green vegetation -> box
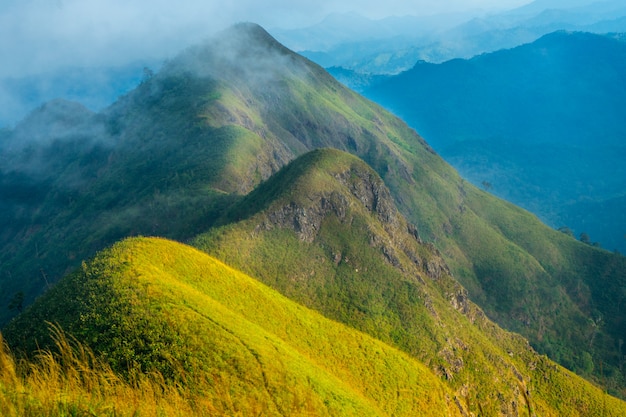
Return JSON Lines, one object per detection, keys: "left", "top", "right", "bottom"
{"left": 3, "top": 237, "right": 462, "bottom": 416}
{"left": 194, "top": 148, "right": 626, "bottom": 415}
{"left": 2, "top": 22, "right": 626, "bottom": 409}
{"left": 4, "top": 148, "right": 625, "bottom": 415}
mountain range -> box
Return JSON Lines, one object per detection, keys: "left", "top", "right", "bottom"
{"left": 274, "top": 0, "right": 626, "bottom": 74}
{"left": 4, "top": 0, "right": 624, "bottom": 129}
{"left": 363, "top": 30, "right": 626, "bottom": 254}
{"left": 1, "top": 23, "right": 626, "bottom": 414}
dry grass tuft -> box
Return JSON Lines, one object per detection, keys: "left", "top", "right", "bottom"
{"left": 0, "top": 325, "right": 218, "bottom": 417}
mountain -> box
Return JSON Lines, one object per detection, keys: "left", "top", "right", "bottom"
{"left": 510, "top": 0, "right": 626, "bottom": 17}
{"left": 271, "top": 11, "right": 475, "bottom": 74}
{"left": 273, "top": 2, "right": 626, "bottom": 75}
{"left": 1, "top": 23, "right": 626, "bottom": 401}
{"left": 3, "top": 2, "right": 624, "bottom": 129}
{"left": 2, "top": 235, "right": 463, "bottom": 416}
{"left": 365, "top": 30, "right": 626, "bottom": 254}
{"left": 0, "top": 62, "right": 157, "bottom": 129}
{"left": 5, "top": 149, "right": 625, "bottom": 415}
{"left": 427, "top": 0, "right": 626, "bottom": 64}
{"left": 271, "top": 12, "right": 470, "bottom": 53}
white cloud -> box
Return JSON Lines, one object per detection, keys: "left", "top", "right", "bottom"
{"left": 1, "top": 0, "right": 533, "bottom": 77}
{"left": 1, "top": 0, "right": 226, "bottom": 77}
{"left": 0, "top": 0, "right": 533, "bottom": 126}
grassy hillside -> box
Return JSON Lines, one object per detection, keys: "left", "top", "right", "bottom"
{"left": 4, "top": 146, "right": 625, "bottom": 414}
{"left": 1, "top": 23, "right": 625, "bottom": 396}
{"left": 0, "top": 168, "right": 626, "bottom": 416}
{"left": 194, "top": 148, "right": 626, "bottom": 415}
{"left": 3, "top": 236, "right": 462, "bottom": 416}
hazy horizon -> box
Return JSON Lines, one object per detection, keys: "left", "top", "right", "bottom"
{"left": 0, "top": 0, "right": 538, "bottom": 127}
{"left": 1, "top": 0, "right": 533, "bottom": 79}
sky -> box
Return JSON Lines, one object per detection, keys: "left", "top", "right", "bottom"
{"left": 0, "top": 0, "right": 533, "bottom": 79}
{"left": 0, "top": 0, "right": 533, "bottom": 127}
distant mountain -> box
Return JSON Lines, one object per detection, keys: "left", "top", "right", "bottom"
{"left": 510, "top": 0, "right": 626, "bottom": 17}
{"left": 365, "top": 30, "right": 626, "bottom": 254}
{"left": 274, "top": 2, "right": 626, "bottom": 75}
{"left": 0, "top": 62, "right": 157, "bottom": 128}
{"left": 273, "top": 12, "right": 480, "bottom": 74}
{"left": 428, "top": 0, "right": 626, "bottom": 62}
{"left": 2, "top": 23, "right": 626, "bottom": 403}
{"left": 271, "top": 12, "right": 469, "bottom": 52}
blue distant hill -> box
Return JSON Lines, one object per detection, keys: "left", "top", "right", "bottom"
{"left": 274, "top": 0, "right": 626, "bottom": 74}
{"left": 365, "top": 31, "right": 626, "bottom": 252}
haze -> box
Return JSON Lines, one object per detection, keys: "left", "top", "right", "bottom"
{"left": 1, "top": 0, "right": 531, "bottom": 78}
{"left": 0, "top": 0, "right": 532, "bottom": 127}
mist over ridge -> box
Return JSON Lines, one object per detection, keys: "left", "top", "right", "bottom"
{"left": 3, "top": 0, "right": 626, "bottom": 127}
{"left": 0, "top": 0, "right": 538, "bottom": 128}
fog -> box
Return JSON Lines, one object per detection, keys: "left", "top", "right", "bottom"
{"left": 0, "top": 0, "right": 532, "bottom": 127}
{"left": 1, "top": 0, "right": 531, "bottom": 77}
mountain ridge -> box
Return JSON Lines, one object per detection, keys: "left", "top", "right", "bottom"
{"left": 1, "top": 23, "right": 625, "bottom": 400}
{"left": 6, "top": 148, "right": 626, "bottom": 415}
{"left": 2, "top": 236, "right": 463, "bottom": 416}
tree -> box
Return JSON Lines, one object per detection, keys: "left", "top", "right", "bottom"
{"left": 580, "top": 232, "right": 591, "bottom": 245}
{"left": 580, "top": 351, "right": 594, "bottom": 374}
{"left": 142, "top": 67, "right": 154, "bottom": 84}
{"left": 8, "top": 291, "right": 24, "bottom": 313}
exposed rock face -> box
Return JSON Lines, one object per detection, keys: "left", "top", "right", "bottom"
{"left": 260, "top": 191, "right": 349, "bottom": 242}
{"left": 257, "top": 162, "right": 413, "bottom": 250}
{"left": 253, "top": 152, "right": 487, "bottom": 335}
{"left": 255, "top": 159, "right": 434, "bottom": 283}
{"left": 334, "top": 168, "right": 397, "bottom": 227}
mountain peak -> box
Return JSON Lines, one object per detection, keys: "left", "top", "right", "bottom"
{"left": 230, "top": 149, "right": 402, "bottom": 240}
{"left": 213, "top": 149, "right": 437, "bottom": 280}
{"left": 6, "top": 99, "right": 94, "bottom": 148}
{"left": 161, "top": 22, "right": 306, "bottom": 86}
{"left": 16, "top": 99, "right": 92, "bottom": 132}
{"left": 225, "top": 22, "right": 284, "bottom": 48}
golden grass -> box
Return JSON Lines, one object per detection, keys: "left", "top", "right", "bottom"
{"left": 6, "top": 235, "right": 626, "bottom": 416}
{"left": 0, "top": 325, "right": 220, "bottom": 417}
{"left": 2, "top": 237, "right": 464, "bottom": 416}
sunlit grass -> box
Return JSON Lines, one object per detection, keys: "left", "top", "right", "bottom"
{"left": 0, "top": 325, "right": 217, "bottom": 417}
{"left": 3, "top": 237, "right": 466, "bottom": 417}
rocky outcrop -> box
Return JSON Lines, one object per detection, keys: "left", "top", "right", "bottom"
{"left": 252, "top": 153, "right": 491, "bottom": 334}
{"left": 257, "top": 191, "right": 349, "bottom": 242}
{"left": 253, "top": 158, "right": 437, "bottom": 283}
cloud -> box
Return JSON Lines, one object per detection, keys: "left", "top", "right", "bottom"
{"left": 0, "top": 0, "right": 532, "bottom": 126}
{"left": 0, "top": 0, "right": 224, "bottom": 78}
{"left": 0, "top": 0, "right": 532, "bottom": 78}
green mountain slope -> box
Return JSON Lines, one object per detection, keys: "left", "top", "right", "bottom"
{"left": 194, "top": 148, "right": 626, "bottom": 415}
{"left": 1, "top": 23, "right": 625, "bottom": 395}
{"left": 5, "top": 149, "right": 625, "bottom": 415}
{"left": 3, "top": 236, "right": 463, "bottom": 416}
